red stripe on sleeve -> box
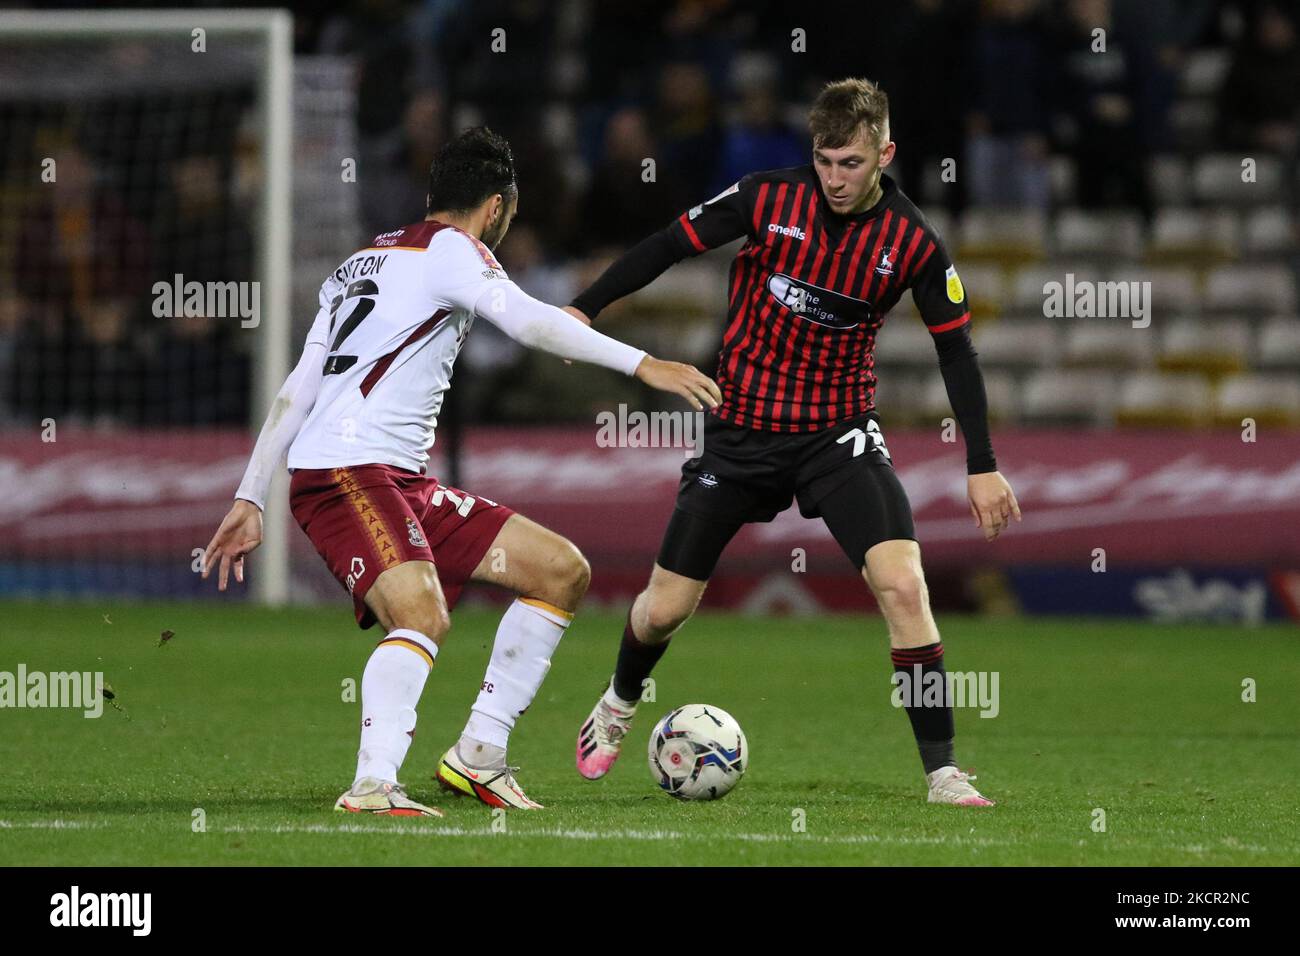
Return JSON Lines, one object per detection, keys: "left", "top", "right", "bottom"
{"left": 926, "top": 311, "right": 970, "bottom": 334}
{"left": 678, "top": 213, "right": 707, "bottom": 253}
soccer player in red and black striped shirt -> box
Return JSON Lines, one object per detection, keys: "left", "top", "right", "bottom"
{"left": 571, "top": 78, "right": 1020, "bottom": 805}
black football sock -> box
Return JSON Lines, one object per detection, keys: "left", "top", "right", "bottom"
{"left": 891, "top": 642, "right": 957, "bottom": 775}
{"left": 612, "top": 615, "right": 669, "bottom": 704}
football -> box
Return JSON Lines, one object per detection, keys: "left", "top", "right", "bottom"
{"left": 647, "top": 704, "right": 748, "bottom": 800}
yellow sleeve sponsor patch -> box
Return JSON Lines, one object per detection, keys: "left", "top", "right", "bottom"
{"left": 945, "top": 265, "right": 965, "bottom": 304}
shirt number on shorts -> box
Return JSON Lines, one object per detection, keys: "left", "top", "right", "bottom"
{"left": 432, "top": 486, "right": 477, "bottom": 517}
{"left": 837, "top": 421, "right": 891, "bottom": 461}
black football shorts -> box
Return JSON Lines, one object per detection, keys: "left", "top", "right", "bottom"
{"left": 656, "top": 410, "right": 916, "bottom": 580}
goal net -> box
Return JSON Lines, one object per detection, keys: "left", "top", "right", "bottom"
{"left": 0, "top": 10, "right": 293, "bottom": 606}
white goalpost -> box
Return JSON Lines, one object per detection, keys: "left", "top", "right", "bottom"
{"left": 0, "top": 9, "right": 294, "bottom": 605}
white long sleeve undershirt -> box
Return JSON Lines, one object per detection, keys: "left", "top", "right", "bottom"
{"left": 470, "top": 280, "right": 646, "bottom": 375}
{"left": 233, "top": 281, "right": 647, "bottom": 511}
{"left": 234, "top": 340, "right": 326, "bottom": 511}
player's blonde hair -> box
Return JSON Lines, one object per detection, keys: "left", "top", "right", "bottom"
{"left": 808, "top": 78, "right": 890, "bottom": 150}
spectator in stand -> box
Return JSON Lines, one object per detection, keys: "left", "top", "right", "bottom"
{"left": 142, "top": 309, "right": 250, "bottom": 426}
{"left": 1217, "top": 0, "right": 1300, "bottom": 153}
{"left": 141, "top": 151, "right": 255, "bottom": 426}
{"left": 581, "top": 107, "right": 684, "bottom": 253}
{"left": 714, "top": 73, "right": 806, "bottom": 193}
{"left": 1114, "top": 0, "right": 1219, "bottom": 151}
{"left": 873, "top": 0, "right": 978, "bottom": 216}
{"left": 653, "top": 61, "right": 725, "bottom": 204}
{"left": 10, "top": 138, "right": 151, "bottom": 424}
{"left": 359, "top": 88, "right": 448, "bottom": 238}
{"left": 965, "top": 0, "right": 1055, "bottom": 210}
{"left": 1053, "top": 0, "right": 1154, "bottom": 217}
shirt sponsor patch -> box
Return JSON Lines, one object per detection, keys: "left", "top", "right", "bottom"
{"left": 945, "top": 265, "right": 965, "bottom": 304}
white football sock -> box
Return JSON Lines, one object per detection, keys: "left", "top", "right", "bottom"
{"left": 462, "top": 598, "right": 572, "bottom": 753}
{"left": 605, "top": 679, "right": 640, "bottom": 712}
{"left": 355, "top": 628, "right": 438, "bottom": 785}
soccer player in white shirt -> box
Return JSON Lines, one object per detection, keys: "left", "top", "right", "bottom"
{"left": 201, "top": 127, "right": 720, "bottom": 815}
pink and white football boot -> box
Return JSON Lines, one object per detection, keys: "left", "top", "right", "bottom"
{"left": 576, "top": 681, "right": 638, "bottom": 780}
{"left": 926, "top": 766, "right": 995, "bottom": 806}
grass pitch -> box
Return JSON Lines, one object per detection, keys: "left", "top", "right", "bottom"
{"left": 1, "top": 599, "right": 1296, "bottom": 866}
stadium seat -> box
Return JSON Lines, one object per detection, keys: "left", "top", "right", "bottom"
{"left": 1149, "top": 154, "right": 1191, "bottom": 206}
{"left": 1192, "top": 154, "right": 1285, "bottom": 204}
{"left": 1053, "top": 209, "right": 1145, "bottom": 261}
{"left": 1204, "top": 264, "right": 1298, "bottom": 315}
{"left": 1062, "top": 323, "right": 1157, "bottom": 368}
{"left": 1256, "top": 317, "right": 1300, "bottom": 370}
{"left": 1215, "top": 373, "right": 1300, "bottom": 427}
{"left": 1021, "top": 369, "right": 1118, "bottom": 426}
{"left": 1147, "top": 207, "right": 1239, "bottom": 264}
{"left": 921, "top": 370, "right": 1018, "bottom": 425}
{"left": 631, "top": 260, "right": 728, "bottom": 319}
{"left": 1157, "top": 318, "right": 1251, "bottom": 376}
{"left": 1008, "top": 263, "right": 1108, "bottom": 316}
{"left": 1180, "top": 49, "right": 1231, "bottom": 96}
{"left": 874, "top": 319, "right": 938, "bottom": 367}
{"left": 1115, "top": 372, "right": 1214, "bottom": 427}
{"left": 1108, "top": 266, "right": 1201, "bottom": 316}
{"left": 1243, "top": 207, "right": 1297, "bottom": 258}
{"left": 1169, "top": 99, "right": 1216, "bottom": 149}
{"left": 956, "top": 208, "right": 1048, "bottom": 264}
{"left": 876, "top": 372, "right": 935, "bottom": 426}
{"left": 1049, "top": 155, "right": 1077, "bottom": 205}
{"left": 971, "top": 319, "right": 1059, "bottom": 369}
{"left": 953, "top": 261, "right": 1007, "bottom": 317}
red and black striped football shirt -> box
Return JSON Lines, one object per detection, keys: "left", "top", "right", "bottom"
{"left": 664, "top": 167, "right": 969, "bottom": 432}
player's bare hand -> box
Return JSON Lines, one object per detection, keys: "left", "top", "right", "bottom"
{"left": 968, "top": 471, "right": 1020, "bottom": 542}
{"left": 634, "top": 356, "right": 722, "bottom": 411}
{"left": 561, "top": 306, "right": 591, "bottom": 364}
{"left": 201, "top": 499, "right": 264, "bottom": 591}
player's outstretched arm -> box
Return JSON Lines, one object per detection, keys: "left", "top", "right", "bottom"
{"left": 202, "top": 339, "right": 325, "bottom": 590}
{"left": 475, "top": 281, "right": 720, "bottom": 409}
{"left": 568, "top": 177, "right": 752, "bottom": 323}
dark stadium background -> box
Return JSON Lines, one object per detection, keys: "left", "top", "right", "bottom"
{"left": 1, "top": 0, "right": 1297, "bottom": 622}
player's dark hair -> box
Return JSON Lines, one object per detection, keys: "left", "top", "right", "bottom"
{"left": 809, "top": 78, "right": 890, "bottom": 150}
{"left": 426, "top": 126, "right": 517, "bottom": 214}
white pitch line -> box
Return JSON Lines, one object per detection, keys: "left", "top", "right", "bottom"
{"left": 215, "top": 823, "right": 1283, "bottom": 855}
{"left": 1, "top": 820, "right": 1282, "bottom": 856}
{"left": 216, "top": 822, "right": 1014, "bottom": 847}
{"left": 0, "top": 820, "right": 107, "bottom": 830}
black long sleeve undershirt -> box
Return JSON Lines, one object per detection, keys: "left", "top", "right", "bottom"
{"left": 570, "top": 227, "right": 686, "bottom": 321}
{"left": 933, "top": 324, "right": 997, "bottom": 474}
